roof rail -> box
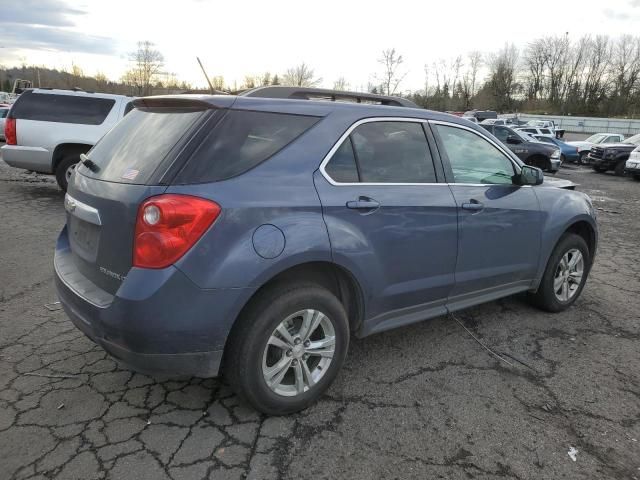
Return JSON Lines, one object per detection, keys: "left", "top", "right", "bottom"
{"left": 241, "top": 86, "right": 418, "bottom": 108}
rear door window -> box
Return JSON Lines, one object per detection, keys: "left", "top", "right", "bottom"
{"left": 323, "top": 121, "right": 437, "bottom": 184}
{"left": 10, "top": 92, "right": 115, "bottom": 125}
{"left": 175, "top": 110, "right": 319, "bottom": 183}
{"left": 81, "top": 108, "right": 205, "bottom": 184}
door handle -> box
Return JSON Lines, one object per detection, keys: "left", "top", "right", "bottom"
{"left": 461, "top": 200, "right": 484, "bottom": 211}
{"left": 346, "top": 197, "right": 380, "bottom": 210}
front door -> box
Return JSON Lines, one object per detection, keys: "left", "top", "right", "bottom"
{"left": 430, "top": 122, "right": 543, "bottom": 307}
{"left": 314, "top": 120, "right": 458, "bottom": 334}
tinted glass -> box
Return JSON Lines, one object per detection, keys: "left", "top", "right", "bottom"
{"left": 0, "top": 109, "right": 8, "bottom": 119}
{"left": 493, "top": 126, "right": 512, "bottom": 143}
{"left": 10, "top": 92, "right": 115, "bottom": 125}
{"left": 325, "top": 137, "right": 359, "bottom": 182}
{"left": 81, "top": 108, "right": 204, "bottom": 184}
{"left": 124, "top": 102, "right": 135, "bottom": 115}
{"left": 435, "top": 124, "right": 515, "bottom": 185}
{"left": 177, "top": 110, "right": 318, "bottom": 183}
{"left": 541, "top": 129, "right": 551, "bottom": 134}
{"left": 350, "top": 122, "right": 436, "bottom": 183}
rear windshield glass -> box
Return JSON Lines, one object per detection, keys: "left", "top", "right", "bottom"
{"left": 175, "top": 110, "right": 319, "bottom": 183}
{"left": 80, "top": 108, "right": 204, "bottom": 184}
{"left": 10, "top": 92, "right": 115, "bottom": 125}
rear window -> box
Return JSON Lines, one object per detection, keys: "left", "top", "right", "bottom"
{"left": 81, "top": 108, "right": 204, "bottom": 184}
{"left": 10, "top": 92, "right": 115, "bottom": 125}
{"left": 175, "top": 110, "right": 319, "bottom": 183}
{"left": 0, "top": 109, "right": 8, "bottom": 119}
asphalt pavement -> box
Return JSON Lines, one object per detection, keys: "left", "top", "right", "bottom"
{"left": 0, "top": 148, "right": 638, "bottom": 480}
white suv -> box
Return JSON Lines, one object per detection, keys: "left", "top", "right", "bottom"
{"left": 1, "top": 89, "right": 134, "bottom": 190}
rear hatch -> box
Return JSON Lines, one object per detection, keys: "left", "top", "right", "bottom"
{"left": 63, "top": 99, "right": 219, "bottom": 296}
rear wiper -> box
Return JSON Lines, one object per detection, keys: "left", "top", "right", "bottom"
{"left": 79, "top": 153, "right": 99, "bottom": 172}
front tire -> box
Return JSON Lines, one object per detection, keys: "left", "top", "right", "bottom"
{"left": 614, "top": 161, "right": 626, "bottom": 176}
{"left": 578, "top": 151, "right": 589, "bottom": 165}
{"left": 55, "top": 155, "right": 80, "bottom": 192}
{"left": 528, "top": 233, "right": 590, "bottom": 313}
{"left": 224, "top": 284, "right": 349, "bottom": 415}
{"left": 633, "top": 174, "right": 640, "bottom": 181}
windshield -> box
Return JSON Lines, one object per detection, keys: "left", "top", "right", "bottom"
{"left": 624, "top": 133, "right": 640, "bottom": 145}
{"left": 585, "top": 134, "right": 608, "bottom": 143}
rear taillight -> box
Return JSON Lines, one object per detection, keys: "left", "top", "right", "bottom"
{"left": 5, "top": 118, "right": 16, "bottom": 145}
{"left": 133, "top": 194, "right": 221, "bottom": 269}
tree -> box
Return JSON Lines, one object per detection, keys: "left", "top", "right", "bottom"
{"left": 333, "top": 77, "right": 349, "bottom": 91}
{"left": 282, "top": 62, "right": 321, "bottom": 87}
{"left": 377, "top": 48, "right": 407, "bottom": 96}
{"left": 486, "top": 44, "right": 520, "bottom": 111}
{"left": 271, "top": 74, "right": 280, "bottom": 86}
{"left": 122, "top": 41, "right": 164, "bottom": 96}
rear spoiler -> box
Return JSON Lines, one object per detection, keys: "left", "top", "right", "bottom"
{"left": 132, "top": 95, "right": 236, "bottom": 110}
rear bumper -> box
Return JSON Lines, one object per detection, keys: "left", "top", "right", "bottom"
{"left": 625, "top": 166, "right": 640, "bottom": 175}
{"left": 1, "top": 144, "right": 53, "bottom": 173}
{"left": 54, "top": 227, "right": 255, "bottom": 377}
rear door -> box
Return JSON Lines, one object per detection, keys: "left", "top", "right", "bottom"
{"left": 64, "top": 105, "right": 208, "bottom": 295}
{"left": 314, "top": 119, "right": 458, "bottom": 333}
{"left": 430, "top": 121, "right": 542, "bottom": 306}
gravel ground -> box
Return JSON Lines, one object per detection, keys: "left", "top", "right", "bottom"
{"left": 0, "top": 150, "right": 638, "bottom": 480}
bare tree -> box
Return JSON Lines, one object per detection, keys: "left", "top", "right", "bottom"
{"left": 461, "top": 52, "right": 482, "bottom": 109}
{"left": 123, "top": 41, "right": 164, "bottom": 96}
{"left": 487, "top": 44, "right": 520, "bottom": 111}
{"left": 282, "top": 62, "right": 321, "bottom": 87}
{"left": 333, "top": 77, "right": 349, "bottom": 91}
{"left": 377, "top": 48, "right": 407, "bottom": 96}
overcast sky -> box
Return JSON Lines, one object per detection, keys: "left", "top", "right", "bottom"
{"left": 1, "top": 0, "right": 640, "bottom": 91}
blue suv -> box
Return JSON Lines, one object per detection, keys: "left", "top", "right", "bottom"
{"left": 55, "top": 87, "right": 597, "bottom": 414}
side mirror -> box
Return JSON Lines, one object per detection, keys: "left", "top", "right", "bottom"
{"left": 507, "top": 135, "right": 522, "bottom": 145}
{"left": 518, "top": 165, "right": 544, "bottom": 186}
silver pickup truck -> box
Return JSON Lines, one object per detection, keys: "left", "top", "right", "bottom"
{"left": 2, "top": 89, "right": 134, "bottom": 191}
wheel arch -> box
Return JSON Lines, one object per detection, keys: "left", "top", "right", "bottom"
{"left": 221, "top": 260, "right": 365, "bottom": 366}
{"left": 52, "top": 143, "right": 93, "bottom": 172}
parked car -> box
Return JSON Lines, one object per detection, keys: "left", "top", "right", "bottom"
{"left": 524, "top": 120, "right": 566, "bottom": 139}
{"left": 533, "top": 135, "right": 580, "bottom": 163}
{"left": 463, "top": 110, "right": 498, "bottom": 122}
{"left": 566, "top": 133, "right": 625, "bottom": 164}
{"left": 516, "top": 126, "right": 556, "bottom": 139}
{"left": 589, "top": 133, "right": 640, "bottom": 175}
{"left": 55, "top": 87, "right": 597, "bottom": 415}
{"left": 0, "top": 104, "right": 9, "bottom": 141}
{"left": 481, "top": 124, "right": 561, "bottom": 172}
{"left": 624, "top": 146, "right": 640, "bottom": 180}
{"left": 1, "top": 88, "right": 134, "bottom": 191}
{"left": 479, "top": 118, "right": 511, "bottom": 126}
{"left": 462, "top": 116, "right": 479, "bottom": 124}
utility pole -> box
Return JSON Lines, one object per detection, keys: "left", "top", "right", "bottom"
{"left": 196, "top": 57, "right": 214, "bottom": 94}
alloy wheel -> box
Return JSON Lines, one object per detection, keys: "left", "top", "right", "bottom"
{"left": 553, "top": 248, "right": 584, "bottom": 302}
{"left": 262, "top": 309, "right": 336, "bottom": 397}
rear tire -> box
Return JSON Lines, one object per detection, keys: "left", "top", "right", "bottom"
{"left": 633, "top": 175, "right": 640, "bottom": 181}
{"left": 528, "top": 233, "right": 590, "bottom": 313}
{"left": 224, "top": 284, "right": 349, "bottom": 415}
{"left": 55, "top": 155, "right": 80, "bottom": 192}
{"left": 614, "top": 161, "right": 626, "bottom": 176}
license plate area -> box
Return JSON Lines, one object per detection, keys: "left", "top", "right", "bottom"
{"left": 68, "top": 214, "right": 100, "bottom": 262}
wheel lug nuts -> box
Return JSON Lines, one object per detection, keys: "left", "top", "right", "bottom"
{"left": 292, "top": 359, "right": 298, "bottom": 365}
{"left": 303, "top": 340, "right": 310, "bottom": 347}
{"left": 286, "top": 350, "right": 292, "bottom": 357}
{"left": 294, "top": 337, "right": 301, "bottom": 345}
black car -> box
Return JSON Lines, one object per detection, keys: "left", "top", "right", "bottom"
{"left": 481, "top": 124, "right": 561, "bottom": 172}
{"left": 589, "top": 133, "right": 640, "bottom": 175}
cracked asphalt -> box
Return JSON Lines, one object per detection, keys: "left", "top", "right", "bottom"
{"left": 0, "top": 149, "right": 639, "bottom": 480}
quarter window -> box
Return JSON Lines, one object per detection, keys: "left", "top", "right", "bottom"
{"left": 435, "top": 124, "right": 515, "bottom": 185}
{"left": 324, "top": 137, "right": 359, "bottom": 182}
{"left": 324, "top": 121, "right": 437, "bottom": 183}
